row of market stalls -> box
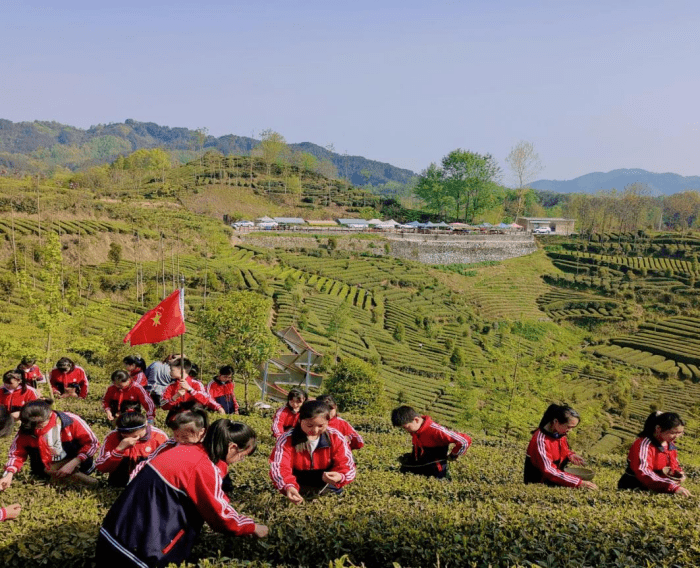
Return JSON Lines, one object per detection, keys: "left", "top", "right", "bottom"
{"left": 232, "top": 216, "right": 525, "bottom": 232}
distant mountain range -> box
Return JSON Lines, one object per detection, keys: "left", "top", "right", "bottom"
{"left": 531, "top": 169, "right": 700, "bottom": 196}
{"left": 0, "top": 118, "right": 417, "bottom": 186}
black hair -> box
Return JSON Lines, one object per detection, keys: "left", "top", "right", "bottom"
{"left": 287, "top": 387, "right": 307, "bottom": 404}
{"left": 316, "top": 394, "right": 337, "bottom": 410}
{"left": 169, "top": 357, "right": 192, "bottom": 373}
{"left": 123, "top": 355, "right": 146, "bottom": 372}
{"left": 111, "top": 369, "right": 131, "bottom": 383}
{"left": 20, "top": 356, "right": 37, "bottom": 367}
{"left": 298, "top": 400, "right": 331, "bottom": 421}
{"left": 55, "top": 357, "right": 75, "bottom": 372}
{"left": 169, "top": 407, "right": 209, "bottom": 432}
{"left": 203, "top": 419, "right": 257, "bottom": 463}
{"left": 219, "top": 365, "right": 234, "bottom": 376}
{"left": 189, "top": 363, "right": 199, "bottom": 379}
{"left": 116, "top": 411, "right": 147, "bottom": 433}
{"left": 0, "top": 406, "right": 14, "bottom": 438}
{"left": 639, "top": 411, "right": 684, "bottom": 439}
{"left": 391, "top": 405, "right": 420, "bottom": 427}
{"left": 119, "top": 400, "right": 141, "bottom": 414}
{"left": 19, "top": 399, "right": 53, "bottom": 433}
{"left": 3, "top": 369, "right": 27, "bottom": 394}
{"left": 538, "top": 403, "right": 580, "bottom": 430}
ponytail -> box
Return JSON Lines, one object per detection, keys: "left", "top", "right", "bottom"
{"left": 538, "top": 403, "right": 580, "bottom": 430}
{"left": 639, "top": 411, "right": 684, "bottom": 439}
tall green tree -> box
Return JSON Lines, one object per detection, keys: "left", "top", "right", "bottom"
{"left": 441, "top": 149, "right": 501, "bottom": 223}
{"left": 414, "top": 163, "right": 448, "bottom": 219}
{"left": 199, "top": 291, "right": 277, "bottom": 410}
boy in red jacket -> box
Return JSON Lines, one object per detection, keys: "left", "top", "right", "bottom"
{"left": 206, "top": 365, "right": 239, "bottom": 415}
{"left": 102, "top": 370, "right": 156, "bottom": 423}
{"left": 391, "top": 405, "right": 471, "bottom": 479}
{"left": 160, "top": 358, "right": 225, "bottom": 415}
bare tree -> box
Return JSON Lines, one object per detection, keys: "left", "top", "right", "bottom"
{"left": 505, "top": 141, "right": 543, "bottom": 219}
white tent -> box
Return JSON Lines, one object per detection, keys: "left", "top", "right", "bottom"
{"left": 367, "top": 218, "right": 383, "bottom": 225}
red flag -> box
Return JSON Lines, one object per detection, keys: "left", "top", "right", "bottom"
{"left": 124, "top": 289, "right": 186, "bottom": 346}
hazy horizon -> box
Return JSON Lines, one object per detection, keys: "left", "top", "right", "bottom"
{"left": 3, "top": 0, "right": 699, "bottom": 184}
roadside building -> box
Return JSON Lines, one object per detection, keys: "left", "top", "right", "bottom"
{"left": 515, "top": 217, "right": 575, "bottom": 235}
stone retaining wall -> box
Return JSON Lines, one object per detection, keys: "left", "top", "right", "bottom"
{"left": 240, "top": 233, "right": 536, "bottom": 265}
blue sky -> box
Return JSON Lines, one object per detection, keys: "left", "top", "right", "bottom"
{"left": 3, "top": 0, "right": 700, "bottom": 183}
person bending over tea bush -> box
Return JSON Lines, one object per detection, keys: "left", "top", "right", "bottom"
{"left": 96, "top": 419, "right": 268, "bottom": 567}
{"left": 49, "top": 357, "right": 89, "bottom": 399}
{"left": 391, "top": 405, "right": 471, "bottom": 479}
{"left": 271, "top": 387, "right": 307, "bottom": 438}
{"left": 1, "top": 369, "right": 39, "bottom": 420}
{"left": 270, "top": 400, "right": 355, "bottom": 504}
{"left": 0, "top": 407, "right": 20, "bottom": 521}
{"left": 524, "top": 403, "right": 597, "bottom": 490}
{"left": 316, "top": 394, "right": 364, "bottom": 450}
{"left": 0, "top": 399, "right": 98, "bottom": 489}
{"left": 618, "top": 411, "right": 691, "bottom": 496}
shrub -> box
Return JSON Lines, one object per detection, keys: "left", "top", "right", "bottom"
{"left": 325, "top": 357, "right": 386, "bottom": 414}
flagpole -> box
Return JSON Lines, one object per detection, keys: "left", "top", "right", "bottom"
{"left": 180, "top": 276, "right": 185, "bottom": 380}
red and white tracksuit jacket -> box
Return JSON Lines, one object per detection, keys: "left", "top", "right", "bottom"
{"left": 49, "top": 366, "right": 89, "bottom": 398}
{"left": 160, "top": 377, "right": 223, "bottom": 412}
{"left": 618, "top": 436, "right": 683, "bottom": 493}
{"left": 269, "top": 426, "right": 356, "bottom": 492}
{"left": 206, "top": 379, "right": 239, "bottom": 414}
{"left": 97, "top": 443, "right": 256, "bottom": 567}
{"left": 18, "top": 364, "right": 45, "bottom": 388}
{"left": 0, "top": 506, "right": 12, "bottom": 521}
{"left": 410, "top": 415, "right": 471, "bottom": 462}
{"left": 328, "top": 416, "right": 364, "bottom": 450}
{"left": 95, "top": 426, "right": 168, "bottom": 485}
{"left": 130, "top": 369, "right": 148, "bottom": 389}
{"left": 102, "top": 383, "right": 156, "bottom": 421}
{"left": 4, "top": 411, "right": 99, "bottom": 475}
{"left": 271, "top": 405, "right": 300, "bottom": 438}
{"left": 524, "top": 428, "right": 581, "bottom": 488}
{"left": 0, "top": 385, "right": 39, "bottom": 413}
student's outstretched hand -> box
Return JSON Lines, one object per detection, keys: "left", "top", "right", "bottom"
{"left": 0, "top": 474, "right": 12, "bottom": 491}
{"left": 675, "top": 487, "right": 692, "bottom": 497}
{"left": 54, "top": 458, "right": 80, "bottom": 478}
{"left": 285, "top": 487, "right": 304, "bottom": 505}
{"left": 579, "top": 480, "right": 598, "bottom": 491}
{"left": 568, "top": 453, "right": 586, "bottom": 466}
{"left": 322, "top": 471, "right": 343, "bottom": 485}
{"left": 4, "top": 503, "right": 21, "bottom": 520}
{"left": 217, "top": 408, "right": 226, "bottom": 416}
{"left": 253, "top": 524, "right": 269, "bottom": 538}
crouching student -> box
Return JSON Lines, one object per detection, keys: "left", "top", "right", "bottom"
{"left": 0, "top": 407, "right": 20, "bottom": 521}
{"left": 95, "top": 410, "right": 168, "bottom": 487}
{"left": 1, "top": 370, "right": 39, "bottom": 420}
{"left": 160, "top": 358, "right": 225, "bottom": 416}
{"left": 271, "top": 388, "right": 307, "bottom": 438}
{"left": 102, "top": 370, "right": 156, "bottom": 424}
{"left": 0, "top": 400, "right": 99, "bottom": 490}
{"left": 49, "top": 357, "right": 88, "bottom": 399}
{"left": 391, "top": 405, "right": 471, "bottom": 479}
{"left": 96, "top": 419, "right": 268, "bottom": 568}
{"left": 16, "top": 357, "right": 45, "bottom": 389}
{"left": 270, "top": 400, "right": 355, "bottom": 504}
{"left": 618, "top": 411, "right": 690, "bottom": 496}
{"left": 122, "top": 355, "right": 148, "bottom": 389}
{"left": 207, "top": 365, "right": 239, "bottom": 415}
{"left": 524, "top": 403, "right": 597, "bottom": 490}
{"left": 316, "top": 394, "right": 364, "bottom": 450}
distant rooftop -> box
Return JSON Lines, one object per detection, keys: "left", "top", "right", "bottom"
{"left": 272, "top": 217, "right": 306, "bottom": 224}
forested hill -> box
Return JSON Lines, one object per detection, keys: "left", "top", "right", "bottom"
{"left": 532, "top": 168, "right": 700, "bottom": 196}
{"left": 0, "top": 118, "right": 416, "bottom": 186}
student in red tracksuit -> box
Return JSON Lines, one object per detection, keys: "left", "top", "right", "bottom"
{"left": 102, "top": 370, "right": 156, "bottom": 423}
{"left": 524, "top": 403, "right": 597, "bottom": 490}
{"left": 618, "top": 411, "right": 691, "bottom": 496}
{"left": 391, "top": 405, "right": 471, "bottom": 479}
{"left": 160, "top": 358, "right": 225, "bottom": 416}
{"left": 96, "top": 419, "right": 268, "bottom": 567}
{"left": 95, "top": 410, "right": 168, "bottom": 487}
{"left": 0, "top": 407, "right": 20, "bottom": 521}
{"left": 207, "top": 365, "right": 240, "bottom": 415}
{"left": 49, "top": 357, "right": 89, "bottom": 399}
{"left": 316, "top": 394, "right": 364, "bottom": 450}
{"left": 1, "top": 370, "right": 39, "bottom": 420}
{"left": 270, "top": 400, "right": 356, "bottom": 504}
{"left": 16, "top": 357, "right": 45, "bottom": 389}
{"left": 0, "top": 400, "right": 99, "bottom": 490}
{"left": 122, "top": 355, "right": 148, "bottom": 388}
{"left": 271, "top": 388, "right": 307, "bottom": 438}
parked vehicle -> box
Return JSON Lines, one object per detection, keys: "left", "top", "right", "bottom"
{"left": 534, "top": 227, "right": 552, "bottom": 234}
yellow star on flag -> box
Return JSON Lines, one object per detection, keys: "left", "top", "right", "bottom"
{"left": 151, "top": 311, "right": 162, "bottom": 326}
